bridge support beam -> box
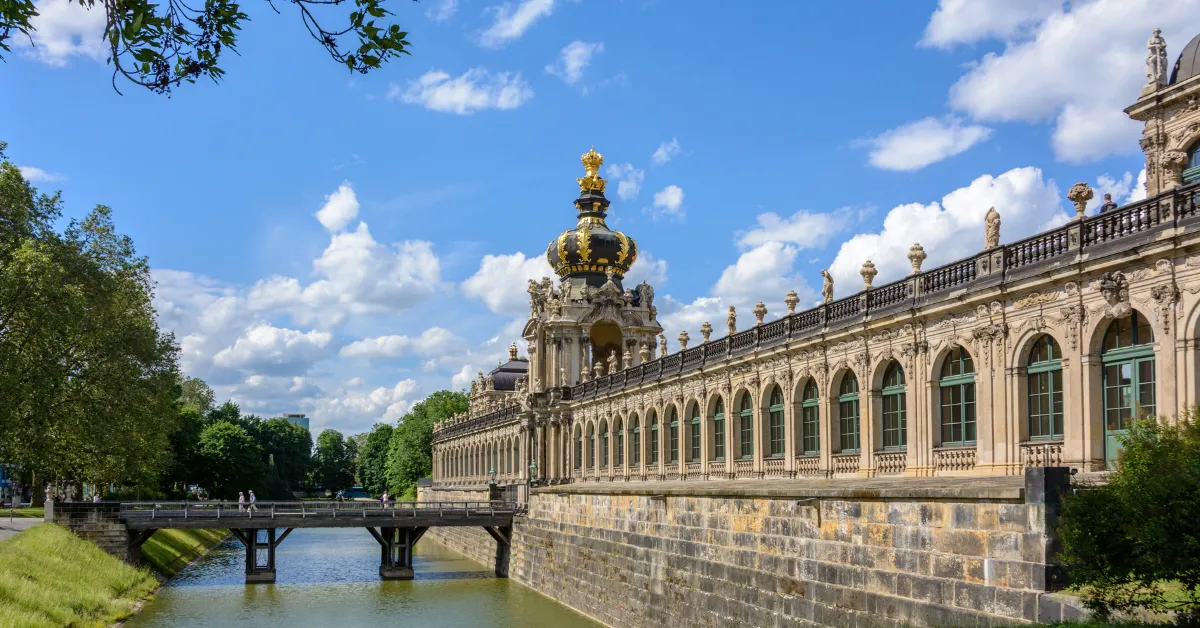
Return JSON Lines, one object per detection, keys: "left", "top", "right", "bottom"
{"left": 483, "top": 525, "right": 511, "bottom": 577}
{"left": 231, "top": 527, "right": 293, "bottom": 584}
{"left": 368, "top": 526, "right": 426, "bottom": 580}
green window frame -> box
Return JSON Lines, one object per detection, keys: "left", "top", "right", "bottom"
{"left": 801, "top": 380, "right": 820, "bottom": 455}
{"left": 712, "top": 398, "right": 726, "bottom": 460}
{"left": 1102, "top": 312, "right": 1156, "bottom": 433}
{"left": 768, "top": 386, "right": 785, "bottom": 457}
{"left": 615, "top": 420, "right": 624, "bottom": 466}
{"left": 587, "top": 425, "right": 595, "bottom": 469}
{"left": 574, "top": 432, "right": 581, "bottom": 470}
{"left": 738, "top": 394, "right": 754, "bottom": 459}
{"left": 838, "top": 372, "right": 860, "bottom": 452}
{"left": 669, "top": 407, "right": 680, "bottom": 463}
{"left": 1186, "top": 143, "right": 1200, "bottom": 183}
{"left": 1027, "top": 335, "right": 1063, "bottom": 440}
{"left": 631, "top": 416, "right": 641, "bottom": 467}
{"left": 939, "top": 346, "right": 976, "bottom": 446}
{"left": 650, "top": 414, "right": 659, "bottom": 465}
{"left": 601, "top": 422, "right": 609, "bottom": 468}
{"left": 688, "top": 405, "right": 701, "bottom": 462}
{"left": 881, "top": 362, "right": 906, "bottom": 450}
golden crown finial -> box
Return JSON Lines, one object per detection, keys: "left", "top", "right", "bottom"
{"left": 576, "top": 146, "right": 607, "bottom": 193}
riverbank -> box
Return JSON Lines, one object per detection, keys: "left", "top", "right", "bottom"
{"left": 0, "top": 523, "right": 227, "bottom": 628}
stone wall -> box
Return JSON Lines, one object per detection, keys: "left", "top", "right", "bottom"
{"left": 417, "top": 486, "right": 507, "bottom": 573}
{"left": 47, "top": 502, "right": 142, "bottom": 563}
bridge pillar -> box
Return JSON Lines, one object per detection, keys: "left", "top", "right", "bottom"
{"left": 369, "top": 526, "right": 426, "bottom": 580}
{"left": 232, "top": 528, "right": 293, "bottom": 584}
{"left": 483, "top": 525, "right": 512, "bottom": 577}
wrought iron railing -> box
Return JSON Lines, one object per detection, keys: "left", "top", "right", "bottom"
{"left": 118, "top": 500, "right": 520, "bottom": 521}
{"left": 433, "top": 405, "right": 518, "bottom": 443}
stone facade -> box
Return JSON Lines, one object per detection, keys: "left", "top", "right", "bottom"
{"left": 47, "top": 501, "right": 147, "bottom": 563}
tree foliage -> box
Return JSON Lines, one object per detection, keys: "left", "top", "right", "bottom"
{"left": 196, "top": 420, "right": 263, "bottom": 499}
{"left": 0, "top": 143, "right": 181, "bottom": 487}
{"left": 0, "top": 0, "right": 415, "bottom": 95}
{"left": 313, "top": 429, "right": 355, "bottom": 491}
{"left": 385, "top": 390, "right": 466, "bottom": 499}
{"left": 179, "top": 376, "right": 215, "bottom": 414}
{"left": 356, "top": 422, "right": 392, "bottom": 496}
{"left": 1060, "top": 415, "right": 1200, "bottom": 621}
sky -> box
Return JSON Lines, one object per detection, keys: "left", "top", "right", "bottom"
{"left": 2, "top": 0, "right": 1197, "bottom": 435}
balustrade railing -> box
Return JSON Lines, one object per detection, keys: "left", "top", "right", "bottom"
{"left": 763, "top": 457, "right": 787, "bottom": 478}
{"left": 832, "top": 453, "right": 860, "bottom": 475}
{"left": 729, "top": 329, "right": 756, "bottom": 355}
{"left": 934, "top": 446, "right": 977, "bottom": 473}
{"left": 1020, "top": 441, "right": 1064, "bottom": 468}
{"left": 827, "top": 296, "right": 860, "bottom": 323}
{"left": 874, "top": 451, "right": 907, "bottom": 476}
{"left": 681, "top": 347, "right": 704, "bottom": 372}
{"left": 119, "top": 500, "right": 519, "bottom": 522}
{"left": 795, "top": 456, "right": 822, "bottom": 477}
{"left": 922, "top": 258, "right": 976, "bottom": 295}
{"left": 734, "top": 459, "right": 755, "bottom": 479}
{"left": 760, "top": 319, "right": 788, "bottom": 346}
{"left": 707, "top": 460, "right": 729, "bottom": 480}
{"left": 1005, "top": 227, "right": 1071, "bottom": 270}
{"left": 868, "top": 279, "right": 911, "bottom": 310}
{"left": 684, "top": 462, "right": 702, "bottom": 478}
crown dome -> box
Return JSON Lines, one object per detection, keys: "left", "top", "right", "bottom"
{"left": 545, "top": 147, "right": 638, "bottom": 288}
{"left": 1170, "top": 31, "right": 1200, "bottom": 85}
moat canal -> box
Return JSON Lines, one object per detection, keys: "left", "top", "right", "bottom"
{"left": 125, "top": 527, "right": 600, "bottom": 627}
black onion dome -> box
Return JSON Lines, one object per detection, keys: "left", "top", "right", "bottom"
{"left": 1171, "top": 31, "right": 1200, "bottom": 85}
{"left": 489, "top": 359, "right": 528, "bottom": 391}
{"left": 545, "top": 147, "right": 639, "bottom": 288}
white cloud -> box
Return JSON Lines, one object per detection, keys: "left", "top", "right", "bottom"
{"left": 426, "top": 0, "right": 458, "bottom": 22}
{"left": 737, "top": 208, "right": 851, "bottom": 250}
{"left": 1128, "top": 168, "right": 1148, "bottom": 202}
{"left": 713, "top": 242, "right": 800, "bottom": 305}
{"left": 605, "top": 163, "right": 644, "bottom": 200}
{"left": 921, "top": 0, "right": 1061, "bottom": 48}
{"left": 340, "top": 327, "right": 462, "bottom": 360}
{"left": 479, "top": 0, "right": 555, "bottom": 48}
{"left": 17, "top": 166, "right": 63, "bottom": 183}
{"left": 315, "top": 182, "right": 359, "bottom": 232}
{"left": 213, "top": 323, "right": 334, "bottom": 376}
{"left": 865, "top": 117, "right": 992, "bottom": 171}
{"left": 651, "top": 138, "right": 682, "bottom": 165}
{"left": 828, "top": 166, "right": 1068, "bottom": 293}
{"left": 650, "top": 185, "right": 685, "bottom": 220}
{"left": 546, "top": 41, "right": 603, "bottom": 84}
{"left": 309, "top": 379, "right": 420, "bottom": 426}
{"left": 346, "top": 376, "right": 367, "bottom": 387}
{"left": 1088, "top": 172, "right": 1135, "bottom": 212}
{"left": 623, "top": 250, "right": 668, "bottom": 288}
{"left": 390, "top": 68, "right": 533, "bottom": 114}
{"left": 461, "top": 251, "right": 554, "bottom": 317}
{"left": 17, "top": 0, "right": 105, "bottom": 66}
{"left": 935, "top": 0, "right": 1200, "bottom": 162}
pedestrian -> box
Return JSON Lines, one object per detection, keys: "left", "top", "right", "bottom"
{"left": 248, "top": 490, "right": 258, "bottom": 513}
{"left": 238, "top": 491, "right": 246, "bottom": 512}
{"left": 92, "top": 493, "right": 101, "bottom": 503}
{"left": 1099, "top": 193, "right": 1119, "bottom": 213}
{"left": 381, "top": 491, "right": 389, "bottom": 509}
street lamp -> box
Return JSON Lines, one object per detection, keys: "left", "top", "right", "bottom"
{"left": 488, "top": 466, "right": 497, "bottom": 486}
{"left": 528, "top": 459, "right": 538, "bottom": 488}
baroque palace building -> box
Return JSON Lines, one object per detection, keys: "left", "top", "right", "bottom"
{"left": 432, "top": 29, "right": 1200, "bottom": 487}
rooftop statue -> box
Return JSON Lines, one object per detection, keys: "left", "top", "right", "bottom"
{"left": 984, "top": 207, "right": 1001, "bottom": 250}
{"left": 820, "top": 270, "right": 833, "bottom": 304}
{"left": 1147, "top": 28, "right": 1168, "bottom": 87}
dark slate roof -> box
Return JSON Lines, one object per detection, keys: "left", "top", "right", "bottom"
{"left": 489, "top": 359, "right": 529, "bottom": 391}
{"left": 1170, "top": 32, "right": 1200, "bottom": 85}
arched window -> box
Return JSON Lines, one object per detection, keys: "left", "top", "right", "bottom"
{"left": 631, "top": 414, "right": 641, "bottom": 467}
{"left": 738, "top": 393, "right": 754, "bottom": 459}
{"left": 615, "top": 418, "right": 625, "bottom": 467}
{"left": 586, "top": 424, "right": 595, "bottom": 470}
{"left": 940, "top": 347, "right": 977, "bottom": 446}
{"left": 669, "top": 407, "right": 680, "bottom": 463}
{"left": 712, "top": 398, "right": 726, "bottom": 460}
{"left": 1028, "top": 336, "right": 1064, "bottom": 440}
{"left": 600, "top": 420, "right": 609, "bottom": 468}
{"left": 801, "top": 380, "right": 820, "bottom": 455}
{"left": 689, "top": 404, "right": 702, "bottom": 462}
{"left": 838, "top": 372, "right": 860, "bottom": 452}
{"left": 882, "top": 362, "right": 906, "bottom": 450}
{"left": 1186, "top": 142, "right": 1200, "bottom": 184}
{"left": 768, "top": 386, "right": 785, "bottom": 458}
{"left": 1102, "top": 311, "right": 1156, "bottom": 468}
{"left": 650, "top": 411, "right": 660, "bottom": 465}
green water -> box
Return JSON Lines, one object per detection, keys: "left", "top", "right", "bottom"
{"left": 125, "top": 528, "right": 599, "bottom": 628}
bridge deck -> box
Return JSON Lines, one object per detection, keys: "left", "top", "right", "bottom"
{"left": 119, "top": 500, "right": 518, "bottom": 530}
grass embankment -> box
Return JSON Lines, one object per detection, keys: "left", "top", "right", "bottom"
{"left": 0, "top": 523, "right": 157, "bottom": 628}
{"left": 141, "top": 528, "right": 227, "bottom": 578}
{"left": 3, "top": 507, "right": 45, "bottom": 518}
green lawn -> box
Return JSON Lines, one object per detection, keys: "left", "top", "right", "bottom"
{"left": 141, "top": 528, "right": 228, "bottom": 578}
{"left": 0, "top": 523, "right": 158, "bottom": 628}
{"left": 2, "top": 507, "right": 45, "bottom": 518}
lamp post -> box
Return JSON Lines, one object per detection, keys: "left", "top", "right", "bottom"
{"left": 528, "top": 459, "right": 539, "bottom": 488}
{"left": 488, "top": 466, "right": 497, "bottom": 486}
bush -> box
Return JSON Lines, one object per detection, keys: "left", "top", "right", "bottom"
{"left": 1059, "top": 414, "right": 1200, "bottom": 623}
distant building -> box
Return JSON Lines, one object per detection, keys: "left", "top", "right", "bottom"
{"left": 283, "top": 413, "right": 310, "bottom": 431}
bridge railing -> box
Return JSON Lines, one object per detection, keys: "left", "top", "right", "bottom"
{"left": 118, "top": 500, "right": 520, "bottom": 521}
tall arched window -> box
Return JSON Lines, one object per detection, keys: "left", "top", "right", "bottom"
{"left": 689, "top": 404, "right": 701, "bottom": 462}
{"left": 669, "top": 407, "right": 680, "bottom": 463}
{"left": 586, "top": 424, "right": 595, "bottom": 469}
{"left": 712, "top": 398, "right": 726, "bottom": 460}
{"left": 738, "top": 393, "right": 754, "bottom": 459}
{"left": 1027, "top": 335, "right": 1063, "bottom": 440}
{"left": 801, "top": 380, "right": 820, "bottom": 455}
{"left": 650, "top": 411, "right": 660, "bottom": 465}
{"left": 768, "top": 386, "right": 785, "bottom": 458}
{"left": 631, "top": 414, "right": 641, "bottom": 467}
{"left": 1186, "top": 141, "right": 1200, "bottom": 184}
{"left": 838, "top": 372, "right": 860, "bottom": 452}
{"left": 940, "top": 347, "right": 977, "bottom": 446}
{"left": 882, "top": 362, "right": 906, "bottom": 450}
{"left": 615, "top": 418, "right": 625, "bottom": 467}
{"left": 1102, "top": 311, "right": 1156, "bottom": 468}
{"left": 600, "top": 420, "right": 609, "bottom": 468}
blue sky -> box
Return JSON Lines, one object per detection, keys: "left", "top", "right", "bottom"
{"left": 3, "top": 0, "right": 1196, "bottom": 434}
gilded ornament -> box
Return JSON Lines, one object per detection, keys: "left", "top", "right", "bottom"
{"left": 556, "top": 230, "right": 569, "bottom": 267}
{"left": 576, "top": 146, "right": 608, "bottom": 193}
{"left": 577, "top": 224, "right": 592, "bottom": 262}
{"left": 616, "top": 231, "right": 629, "bottom": 265}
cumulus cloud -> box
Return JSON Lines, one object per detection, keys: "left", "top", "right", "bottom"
{"left": 309, "top": 379, "right": 420, "bottom": 427}
{"left": 315, "top": 182, "right": 359, "bottom": 232}
{"left": 425, "top": 0, "right": 457, "bottom": 22}
{"left": 828, "top": 166, "right": 1069, "bottom": 292}
{"left": 1128, "top": 168, "right": 1148, "bottom": 202}
{"left": 650, "top": 185, "right": 685, "bottom": 220}
{"left": 651, "top": 138, "right": 682, "bottom": 165}
{"left": 340, "top": 327, "right": 462, "bottom": 360}
{"left": 478, "top": 0, "right": 555, "bottom": 48}
{"left": 16, "top": 0, "right": 105, "bottom": 66}
{"left": 460, "top": 252, "right": 554, "bottom": 317}
{"left": 623, "top": 250, "right": 668, "bottom": 288}
{"left": 1088, "top": 172, "right": 1137, "bottom": 212}
{"left": 389, "top": 68, "right": 533, "bottom": 114}
{"left": 921, "top": 0, "right": 1061, "bottom": 48}
{"left": 605, "top": 163, "right": 644, "bottom": 200}
{"left": 737, "top": 208, "right": 852, "bottom": 250}
{"left": 865, "top": 117, "right": 992, "bottom": 171}
{"left": 546, "top": 41, "right": 604, "bottom": 84}
{"left": 18, "top": 166, "right": 63, "bottom": 183}
{"left": 213, "top": 323, "right": 334, "bottom": 376}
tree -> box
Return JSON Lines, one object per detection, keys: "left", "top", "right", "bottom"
{"left": 0, "top": 144, "right": 181, "bottom": 488}
{"left": 313, "top": 429, "right": 354, "bottom": 492}
{"left": 1, "top": 0, "right": 415, "bottom": 95}
{"left": 196, "top": 420, "right": 264, "bottom": 499}
{"left": 256, "top": 418, "right": 313, "bottom": 497}
{"left": 1059, "top": 415, "right": 1200, "bottom": 621}
{"left": 386, "top": 390, "right": 467, "bottom": 500}
{"left": 161, "top": 406, "right": 207, "bottom": 496}
{"left": 180, "top": 376, "right": 216, "bottom": 415}
{"left": 357, "top": 423, "right": 392, "bottom": 496}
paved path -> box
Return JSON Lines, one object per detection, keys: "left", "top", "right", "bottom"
{"left": 0, "top": 516, "right": 41, "bottom": 542}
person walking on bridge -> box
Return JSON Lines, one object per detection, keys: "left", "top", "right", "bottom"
{"left": 380, "top": 491, "right": 389, "bottom": 509}
{"left": 238, "top": 492, "right": 246, "bottom": 512}
{"left": 248, "top": 490, "right": 258, "bottom": 513}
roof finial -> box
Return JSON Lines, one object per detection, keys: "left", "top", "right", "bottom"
{"left": 508, "top": 341, "right": 518, "bottom": 361}
{"left": 577, "top": 146, "right": 607, "bottom": 193}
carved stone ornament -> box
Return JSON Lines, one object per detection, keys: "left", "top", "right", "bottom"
{"left": 754, "top": 301, "right": 767, "bottom": 326}
{"left": 726, "top": 306, "right": 737, "bottom": 335}
{"left": 1163, "top": 150, "right": 1190, "bottom": 189}
{"left": 907, "top": 243, "right": 926, "bottom": 275}
{"left": 678, "top": 330, "right": 690, "bottom": 350}
{"left": 1150, "top": 282, "right": 1181, "bottom": 334}
{"left": 700, "top": 321, "right": 712, "bottom": 342}
{"left": 1146, "top": 28, "right": 1168, "bottom": 87}
{"left": 1013, "top": 291, "right": 1060, "bottom": 310}
{"left": 1067, "top": 182, "right": 1094, "bottom": 220}
{"left": 984, "top": 207, "right": 1002, "bottom": 250}
{"left": 820, "top": 269, "right": 834, "bottom": 303}
{"left": 860, "top": 260, "right": 878, "bottom": 289}
{"left": 639, "top": 342, "right": 651, "bottom": 363}
{"left": 594, "top": 361, "right": 606, "bottom": 378}
{"left": 658, "top": 333, "right": 668, "bottom": 358}
{"left": 622, "top": 350, "right": 633, "bottom": 370}
{"left": 785, "top": 289, "right": 799, "bottom": 314}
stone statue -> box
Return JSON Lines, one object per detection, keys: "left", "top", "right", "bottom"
{"left": 607, "top": 350, "right": 618, "bottom": 374}
{"left": 753, "top": 301, "right": 767, "bottom": 325}
{"left": 907, "top": 243, "right": 926, "bottom": 275}
{"left": 604, "top": 266, "right": 616, "bottom": 283}
{"left": 527, "top": 279, "right": 543, "bottom": 316}
{"left": 658, "top": 333, "right": 667, "bottom": 358}
{"left": 580, "top": 354, "right": 590, "bottom": 382}
{"left": 726, "top": 306, "right": 737, "bottom": 335}
{"left": 678, "top": 330, "right": 690, "bottom": 350}
{"left": 636, "top": 281, "right": 655, "bottom": 309}
{"left": 700, "top": 321, "right": 712, "bottom": 343}
{"left": 820, "top": 270, "right": 834, "bottom": 304}
{"left": 639, "top": 342, "right": 651, "bottom": 363}
{"left": 622, "top": 350, "right": 632, "bottom": 370}
{"left": 860, "top": 261, "right": 877, "bottom": 290}
{"left": 1067, "top": 182, "right": 1094, "bottom": 219}
{"left": 485, "top": 374, "right": 494, "bottom": 390}
{"left": 785, "top": 289, "right": 799, "bottom": 314}
{"left": 560, "top": 366, "right": 567, "bottom": 385}
{"left": 984, "top": 207, "right": 1001, "bottom": 250}
{"left": 594, "top": 361, "right": 606, "bottom": 378}
{"left": 1147, "top": 28, "right": 1168, "bottom": 86}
